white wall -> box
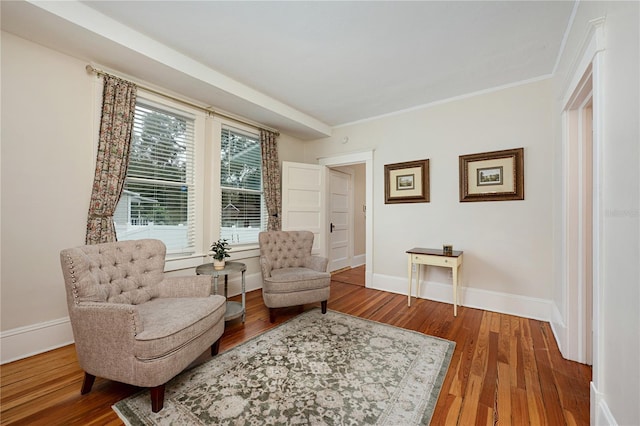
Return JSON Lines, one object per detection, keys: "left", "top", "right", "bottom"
{"left": 304, "top": 79, "right": 554, "bottom": 320}
{"left": 0, "top": 32, "right": 306, "bottom": 363}
{"left": 276, "top": 132, "right": 306, "bottom": 164}
{"left": 1, "top": 32, "right": 96, "bottom": 331}
{"left": 551, "top": 2, "right": 639, "bottom": 424}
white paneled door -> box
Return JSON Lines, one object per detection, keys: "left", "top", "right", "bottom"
{"left": 281, "top": 161, "right": 326, "bottom": 257}
{"left": 328, "top": 169, "right": 351, "bottom": 272}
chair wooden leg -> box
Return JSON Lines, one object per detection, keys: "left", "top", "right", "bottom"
{"left": 321, "top": 300, "right": 327, "bottom": 314}
{"left": 150, "top": 384, "right": 165, "bottom": 413}
{"left": 269, "top": 308, "right": 276, "bottom": 323}
{"left": 80, "top": 372, "right": 95, "bottom": 395}
{"left": 211, "top": 338, "right": 221, "bottom": 356}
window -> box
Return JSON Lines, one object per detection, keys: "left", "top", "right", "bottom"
{"left": 115, "top": 101, "right": 196, "bottom": 256}
{"left": 220, "top": 127, "right": 266, "bottom": 244}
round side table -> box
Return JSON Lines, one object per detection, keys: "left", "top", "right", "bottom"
{"left": 196, "top": 261, "right": 246, "bottom": 323}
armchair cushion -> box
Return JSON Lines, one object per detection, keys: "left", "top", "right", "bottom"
{"left": 267, "top": 267, "right": 330, "bottom": 291}
{"left": 135, "top": 297, "right": 226, "bottom": 360}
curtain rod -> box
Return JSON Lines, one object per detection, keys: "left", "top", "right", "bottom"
{"left": 85, "top": 64, "right": 280, "bottom": 136}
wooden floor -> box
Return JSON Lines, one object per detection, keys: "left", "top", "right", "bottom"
{"left": 1, "top": 269, "right": 591, "bottom": 425}
{"left": 331, "top": 264, "right": 365, "bottom": 286}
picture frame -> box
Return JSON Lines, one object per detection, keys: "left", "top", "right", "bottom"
{"left": 459, "top": 148, "right": 524, "bottom": 202}
{"left": 384, "top": 159, "right": 430, "bottom": 204}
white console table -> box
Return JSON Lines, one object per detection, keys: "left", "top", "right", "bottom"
{"left": 407, "top": 247, "right": 463, "bottom": 316}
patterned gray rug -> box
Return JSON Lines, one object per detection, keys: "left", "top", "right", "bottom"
{"left": 113, "top": 309, "right": 455, "bottom": 425}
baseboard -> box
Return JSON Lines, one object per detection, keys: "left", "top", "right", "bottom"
{"left": 1, "top": 317, "right": 74, "bottom": 364}
{"left": 591, "top": 381, "right": 618, "bottom": 425}
{"left": 370, "top": 273, "right": 553, "bottom": 321}
{"left": 351, "top": 254, "right": 366, "bottom": 268}
{"left": 549, "top": 302, "right": 567, "bottom": 356}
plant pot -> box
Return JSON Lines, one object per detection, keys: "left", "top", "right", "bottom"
{"left": 213, "top": 259, "right": 226, "bottom": 270}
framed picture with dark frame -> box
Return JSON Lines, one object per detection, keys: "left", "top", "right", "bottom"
{"left": 384, "top": 159, "right": 430, "bottom": 204}
{"left": 459, "top": 148, "right": 524, "bottom": 202}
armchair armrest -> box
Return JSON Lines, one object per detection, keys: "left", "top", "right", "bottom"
{"left": 71, "top": 303, "right": 140, "bottom": 370}
{"left": 157, "top": 276, "right": 211, "bottom": 298}
{"left": 306, "top": 256, "right": 329, "bottom": 272}
{"left": 73, "top": 302, "right": 141, "bottom": 335}
{"left": 260, "top": 257, "right": 273, "bottom": 278}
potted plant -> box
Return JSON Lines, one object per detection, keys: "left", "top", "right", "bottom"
{"left": 210, "top": 239, "right": 231, "bottom": 270}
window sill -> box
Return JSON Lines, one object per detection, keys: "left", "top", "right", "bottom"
{"left": 164, "top": 255, "right": 208, "bottom": 272}
{"left": 164, "top": 244, "right": 260, "bottom": 272}
{"left": 227, "top": 244, "right": 261, "bottom": 261}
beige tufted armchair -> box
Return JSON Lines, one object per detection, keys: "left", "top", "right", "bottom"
{"left": 59, "top": 239, "right": 226, "bottom": 413}
{"left": 259, "top": 231, "right": 331, "bottom": 322}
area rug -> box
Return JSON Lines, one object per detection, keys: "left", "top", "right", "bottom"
{"left": 113, "top": 309, "right": 455, "bottom": 425}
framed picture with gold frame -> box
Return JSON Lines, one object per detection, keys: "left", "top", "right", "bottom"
{"left": 384, "top": 159, "right": 430, "bottom": 204}
{"left": 459, "top": 148, "right": 524, "bottom": 202}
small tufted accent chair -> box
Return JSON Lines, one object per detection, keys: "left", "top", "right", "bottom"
{"left": 59, "top": 239, "right": 226, "bottom": 413}
{"left": 259, "top": 231, "right": 330, "bottom": 322}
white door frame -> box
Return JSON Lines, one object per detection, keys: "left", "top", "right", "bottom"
{"left": 563, "top": 76, "right": 594, "bottom": 365}
{"left": 319, "top": 151, "right": 373, "bottom": 287}
{"left": 560, "top": 16, "right": 604, "bottom": 408}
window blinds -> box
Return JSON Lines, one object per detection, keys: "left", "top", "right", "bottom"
{"left": 116, "top": 102, "right": 196, "bottom": 255}
{"left": 220, "top": 127, "right": 266, "bottom": 244}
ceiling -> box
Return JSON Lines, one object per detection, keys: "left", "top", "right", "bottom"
{"left": 1, "top": 1, "right": 575, "bottom": 140}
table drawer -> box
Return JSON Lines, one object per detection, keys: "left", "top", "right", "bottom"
{"left": 412, "top": 254, "right": 460, "bottom": 267}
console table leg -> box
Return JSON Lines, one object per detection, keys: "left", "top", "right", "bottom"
{"left": 416, "top": 264, "right": 421, "bottom": 299}
{"left": 241, "top": 271, "right": 246, "bottom": 323}
{"left": 452, "top": 265, "right": 459, "bottom": 317}
{"left": 407, "top": 255, "right": 413, "bottom": 307}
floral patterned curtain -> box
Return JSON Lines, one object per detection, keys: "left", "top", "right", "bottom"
{"left": 260, "top": 130, "right": 282, "bottom": 231}
{"left": 85, "top": 75, "right": 137, "bottom": 244}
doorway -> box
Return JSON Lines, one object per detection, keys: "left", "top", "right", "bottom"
{"left": 328, "top": 165, "right": 367, "bottom": 273}
{"left": 320, "top": 151, "right": 373, "bottom": 288}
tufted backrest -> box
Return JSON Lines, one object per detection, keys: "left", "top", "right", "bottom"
{"left": 60, "top": 239, "right": 166, "bottom": 306}
{"left": 259, "top": 231, "right": 314, "bottom": 270}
